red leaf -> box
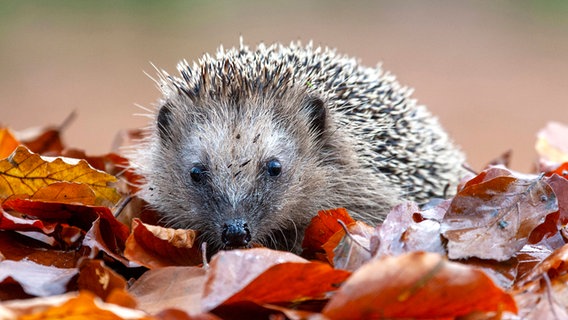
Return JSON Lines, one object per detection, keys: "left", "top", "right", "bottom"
{"left": 323, "top": 252, "right": 517, "bottom": 319}
{"left": 3, "top": 198, "right": 129, "bottom": 244}
{"left": 202, "top": 248, "right": 350, "bottom": 311}
{"left": 301, "top": 208, "right": 355, "bottom": 259}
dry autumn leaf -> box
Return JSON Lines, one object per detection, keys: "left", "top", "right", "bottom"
{"left": 513, "top": 244, "right": 568, "bottom": 319}
{"left": 0, "top": 259, "right": 78, "bottom": 297}
{"left": 301, "top": 208, "right": 355, "bottom": 260}
{"left": 442, "top": 172, "right": 558, "bottom": 261}
{"left": 536, "top": 122, "right": 568, "bottom": 164}
{"left": 202, "top": 248, "right": 350, "bottom": 312}
{"left": 16, "top": 291, "right": 149, "bottom": 320}
{"left": 125, "top": 219, "right": 202, "bottom": 268}
{"left": 322, "top": 251, "right": 517, "bottom": 319}
{"left": 322, "top": 221, "right": 375, "bottom": 271}
{"left": 129, "top": 266, "right": 207, "bottom": 316}
{"left": 0, "top": 128, "right": 20, "bottom": 159}
{"left": 0, "top": 146, "right": 120, "bottom": 207}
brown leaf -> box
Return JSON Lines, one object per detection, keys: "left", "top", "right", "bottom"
{"left": 322, "top": 252, "right": 517, "bottom": 319}
{"left": 202, "top": 248, "right": 350, "bottom": 311}
{"left": 82, "top": 217, "right": 131, "bottom": 267}
{"left": 322, "top": 221, "right": 375, "bottom": 271}
{"left": 514, "top": 244, "right": 568, "bottom": 319}
{"left": 301, "top": 208, "right": 355, "bottom": 259}
{"left": 0, "top": 146, "right": 120, "bottom": 206}
{"left": 546, "top": 174, "right": 568, "bottom": 225}
{"left": 124, "top": 219, "right": 202, "bottom": 268}
{"left": 0, "top": 208, "right": 84, "bottom": 248}
{"left": 129, "top": 266, "right": 207, "bottom": 316}
{"left": 0, "top": 231, "right": 81, "bottom": 268}
{"left": 442, "top": 173, "right": 558, "bottom": 261}
{"left": 77, "top": 259, "right": 132, "bottom": 306}
{"left": 0, "top": 128, "right": 20, "bottom": 159}
{"left": 21, "top": 128, "right": 64, "bottom": 156}
{"left": 375, "top": 201, "right": 447, "bottom": 258}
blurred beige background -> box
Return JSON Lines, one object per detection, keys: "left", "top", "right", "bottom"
{"left": 1, "top": 1, "right": 567, "bottom": 171}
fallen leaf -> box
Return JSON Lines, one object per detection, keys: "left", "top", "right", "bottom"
{"left": 3, "top": 198, "right": 130, "bottom": 244}
{"left": 442, "top": 174, "right": 558, "bottom": 261}
{"left": 323, "top": 221, "right": 375, "bottom": 271}
{"left": 0, "top": 231, "right": 81, "bottom": 268}
{"left": 129, "top": 266, "right": 207, "bottom": 316}
{"left": 0, "top": 259, "right": 78, "bottom": 297}
{"left": 546, "top": 174, "right": 568, "bottom": 225}
{"left": 124, "top": 219, "right": 202, "bottom": 268}
{"left": 16, "top": 291, "right": 150, "bottom": 320}
{"left": 301, "top": 208, "right": 355, "bottom": 260}
{"left": 0, "top": 146, "right": 120, "bottom": 206}
{"left": 21, "top": 128, "right": 64, "bottom": 156}
{"left": 536, "top": 121, "right": 568, "bottom": 164}
{"left": 0, "top": 208, "right": 84, "bottom": 249}
{"left": 77, "top": 259, "right": 133, "bottom": 306}
{"left": 513, "top": 244, "right": 568, "bottom": 319}
{"left": 322, "top": 252, "right": 517, "bottom": 319}
{"left": 0, "top": 128, "right": 20, "bottom": 159}
{"left": 374, "top": 202, "right": 420, "bottom": 257}
{"left": 202, "top": 248, "right": 349, "bottom": 312}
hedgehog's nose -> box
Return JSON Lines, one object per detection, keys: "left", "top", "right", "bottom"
{"left": 222, "top": 219, "right": 251, "bottom": 248}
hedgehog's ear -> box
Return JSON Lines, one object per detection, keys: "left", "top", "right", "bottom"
{"left": 157, "top": 102, "right": 174, "bottom": 143}
{"left": 304, "top": 96, "right": 327, "bottom": 139}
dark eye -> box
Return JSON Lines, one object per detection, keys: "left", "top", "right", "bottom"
{"left": 189, "top": 164, "right": 207, "bottom": 183}
{"left": 266, "top": 159, "right": 282, "bottom": 177}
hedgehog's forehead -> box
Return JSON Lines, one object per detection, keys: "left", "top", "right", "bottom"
{"left": 183, "top": 104, "right": 295, "bottom": 167}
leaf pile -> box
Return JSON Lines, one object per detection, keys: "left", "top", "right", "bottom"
{"left": 1, "top": 122, "right": 568, "bottom": 319}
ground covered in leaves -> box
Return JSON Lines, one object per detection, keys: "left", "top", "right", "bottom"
{"left": 1, "top": 122, "right": 568, "bottom": 319}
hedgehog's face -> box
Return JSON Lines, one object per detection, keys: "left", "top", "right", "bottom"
{"left": 148, "top": 93, "right": 330, "bottom": 256}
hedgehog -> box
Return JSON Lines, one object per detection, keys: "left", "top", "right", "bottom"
{"left": 129, "top": 40, "right": 466, "bottom": 255}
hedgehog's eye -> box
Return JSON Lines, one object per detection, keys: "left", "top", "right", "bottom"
{"left": 266, "top": 159, "right": 282, "bottom": 177}
{"left": 189, "top": 164, "right": 207, "bottom": 183}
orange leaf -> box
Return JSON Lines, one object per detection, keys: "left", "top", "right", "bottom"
{"left": 17, "top": 291, "right": 148, "bottom": 320}
{"left": 202, "top": 248, "right": 350, "bottom": 311}
{"left": 323, "top": 252, "right": 517, "bottom": 319}
{"left": 0, "top": 128, "right": 20, "bottom": 158}
{"left": 30, "top": 182, "right": 97, "bottom": 205}
{"left": 301, "top": 208, "right": 355, "bottom": 259}
{"left": 0, "top": 146, "right": 120, "bottom": 206}
{"left": 125, "top": 219, "right": 202, "bottom": 268}
{"left": 77, "top": 259, "right": 133, "bottom": 306}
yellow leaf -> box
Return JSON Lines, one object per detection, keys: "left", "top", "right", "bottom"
{"left": 0, "top": 146, "right": 120, "bottom": 206}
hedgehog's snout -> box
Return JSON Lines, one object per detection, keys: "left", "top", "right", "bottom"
{"left": 221, "top": 219, "right": 251, "bottom": 248}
